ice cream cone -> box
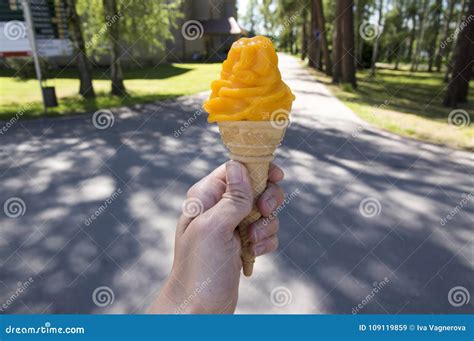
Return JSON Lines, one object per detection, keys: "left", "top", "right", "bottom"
{"left": 218, "top": 121, "right": 287, "bottom": 277}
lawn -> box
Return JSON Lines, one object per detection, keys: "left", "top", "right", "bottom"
{"left": 0, "top": 63, "right": 221, "bottom": 120}
{"left": 305, "top": 63, "right": 474, "bottom": 151}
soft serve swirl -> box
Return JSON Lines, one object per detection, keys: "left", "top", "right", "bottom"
{"left": 204, "top": 36, "right": 295, "bottom": 122}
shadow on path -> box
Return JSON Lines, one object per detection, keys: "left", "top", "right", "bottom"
{"left": 0, "top": 56, "right": 472, "bottom": 314}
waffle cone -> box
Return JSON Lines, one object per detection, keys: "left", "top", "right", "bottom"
{"left": 218, "top": 121, "right": 287, "bottom": 277}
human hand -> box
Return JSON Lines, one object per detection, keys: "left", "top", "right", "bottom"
{"left": 149, "top": 161, "right": 285, "bottom": 314}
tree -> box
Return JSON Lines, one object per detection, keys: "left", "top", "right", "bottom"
{"left": 66, "top": 0, "right": 95, "bottom": 98}
{"left": 411, "top": 0, "right": 429, "bottom": 72}
{"left": 309, "top": 0, "right": 321, "bottom": 68}
{"left": 369, "top": 0, "right": 384, "bottom": 77}
{"left": 427, "top": 0, "right": 443, "bottom": 72}
{"left": 301, "top": 6, "right": 308, "bottom": 60}
{"left": 332, "top": 0, "right": 343, "bottom": 82}
{"left": 434, "top": 0, "right": 455, "bottom": 72}
{"left": 314, "top": 0, "right": 332, "bottom": 75}
{"left": 406, "top": 3, "right": 418, "bottom": 61}
{"left": 383, "top": 0, "right": 406, "bottom": 70}
{"left": 443, "top": 0, "right": 474, "bottom": 107}
{"left": 79, "top": 0, "right": 181, "bottom": 88}
{"left": 260, "top": 0, "right": 275, "bottom": 35}
{"left": 242, "top": 0, "right": 258, "bottom": 34}
{"left": 340, "top": 0, "right": 357, "bottom": 87}
{"left": 102, "top": 0, "right": 125, "bottom": 95}
{"left": 444, "top": 0, "right": 468, "bottom": 82}
{"left": 354, "top": 0, "right": 368, "bottom": 67}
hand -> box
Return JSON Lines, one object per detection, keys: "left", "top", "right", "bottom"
{"left": 149, "top": 161, "right": 285, "bottom": 314}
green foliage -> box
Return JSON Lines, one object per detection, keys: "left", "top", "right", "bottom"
{"left": 241, "top": 0, "right": 259, "bottom": 35}
{"left": 77, "top": 0, "right": 182, "bottom": 60}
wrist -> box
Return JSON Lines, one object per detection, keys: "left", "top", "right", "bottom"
{"left": 149, "top": 274, "right": 204, "bottom": 314}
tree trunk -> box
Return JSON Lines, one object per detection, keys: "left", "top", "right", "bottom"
{"left": 301, "top": 7, "right": 308, "bottom": 60}
{"left": 428, "top": 0, "right": 443, "bottom": 72}
{"left": 443, "top": 0, "right": 473, "bottom": 106}
{"left": 314, "top": 0, "right": 332, "bottom": 75}
{"left": 332, "top": 0, "right": 343, "bottom": 83}
{"left": 394, "top": 1, "right": 407, "bottom": 70}
{"left": 340, "top": 0, "right": 357, "bottom": 88}
{"left": 355, "top": 0, "right": 366, "bottom": 68}
{"left": 444, "top": 0, "right": 468, "bottom": 82}
{"left": 435, "top": 0, "right": 455, "bottom": 72}
{"left": 308, "top": 0, "right": 318, "bottom": 67}
{"left": 66, "top": 0, "right": 95, "bottom": 98}
{"left": 411, "top": 0, "right": 429, "bottom": 72}
{"left": 407, "top": 14, "right": 417, "bottom": 61}
{"left": 103, "top": 0, "right": 125, "bottom": 96}
{"left": 369, "top": 0, "right": 384, "bottom": 77}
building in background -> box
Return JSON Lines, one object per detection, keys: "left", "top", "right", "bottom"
{"left": 169, "top": 0, "right": 246, "bottom": 62}
{"left": 0, "top": 0, "right": 246, "bottom": 69}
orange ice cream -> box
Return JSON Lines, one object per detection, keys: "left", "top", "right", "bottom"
{"left": 203, "top": 36, "right": 295, "bottom": 122}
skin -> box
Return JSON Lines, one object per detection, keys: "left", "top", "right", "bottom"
{"left": 148, "top": 161, "right": 285, "bottom": 314}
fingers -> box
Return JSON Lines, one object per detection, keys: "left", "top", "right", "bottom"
{"left": 268, "top": 163, "right": 284, "bottom": 183}
{"left": 195, "top": 161, "right": 253, "bottom": 235}
{"left": 257, "top": 182, "right": 285, "bottom": 217}
{"left": 252, "top": 235, "right": 279, "bottom": 257}
{"left": 179, "top": 162, "right": 284, "bottom": 236}
{"left": 248, "top": 217, "right": 279, "bottom": 243}
{"left": 247, "top": 217, "right": 279, "bottom": 257}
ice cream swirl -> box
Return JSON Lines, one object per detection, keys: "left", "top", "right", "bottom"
{"left": 204, "top": 36, "right": 295, "bottom": 122}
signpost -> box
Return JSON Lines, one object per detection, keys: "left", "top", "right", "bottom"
{"left": 21, "top": 0, "right": 46, "bottom": 108}
{"left": 0, "top": 0, "right": 73, "bottom": 108}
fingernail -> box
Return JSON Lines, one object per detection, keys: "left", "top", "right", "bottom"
{"left": 226, "top": 162, "right": 242, "bottom": 185}
{"left": 266, "top": 197, "right": 277, "bottom": 212}
{"left": 254, "top": 244, "right": 265, "bottom": 257}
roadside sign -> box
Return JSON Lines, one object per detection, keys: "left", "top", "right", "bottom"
{"left": 0, "top": 0, "right": 73, "bottom": 57}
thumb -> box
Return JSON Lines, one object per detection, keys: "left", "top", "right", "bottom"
{"left": 200, "top": 161, "right": 253, "bottom": 232}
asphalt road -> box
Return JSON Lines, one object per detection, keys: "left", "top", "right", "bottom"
{"left": 1, "top": 54, "right": 472, "bottom": 314}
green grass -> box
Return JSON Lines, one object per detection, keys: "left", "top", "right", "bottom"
{"left": 304, "top": 63, "right": 474, "bottom": 151}
{"left": 0, "top": 63, "right": 221, "bottom": 120}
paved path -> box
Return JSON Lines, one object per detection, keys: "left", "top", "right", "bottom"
{"left": 1, "top": 54, "right": 473, "bottom": 314}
